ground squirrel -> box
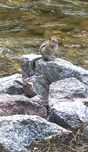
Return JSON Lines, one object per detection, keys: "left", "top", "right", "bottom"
{"left": 31, "top": 37, "right": 58, "bottom": 68}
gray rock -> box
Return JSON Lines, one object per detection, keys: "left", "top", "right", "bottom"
{"left": 0, "top": 94, "right": 47, "bottom": 118}
{"left": 0, "top": 73, "right": 24, "bottom": 95}
{"left": 21, "top": 54, "right": 88, "bottom": 84}
{"left": 83, "top": 125, "right": 88, "bottom": 137}
{"left": 49, "top": 77, "right": 88, "bottom": 107}
{"left": 48, "top": 98, "right": 88, "bottom": 129}
{"left": 0, "top": 115, "right": 71, "bottom": 152}
{"left": 23, "top": 75, "right": 49, "bottom": 105}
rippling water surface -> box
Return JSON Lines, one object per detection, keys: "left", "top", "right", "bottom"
{"left": 0, "top": 0, "right": 88, "bottom": 77}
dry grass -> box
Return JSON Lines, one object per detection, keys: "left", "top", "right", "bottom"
{"left": 28, "top": 129, "right": 88, "bottom": 152}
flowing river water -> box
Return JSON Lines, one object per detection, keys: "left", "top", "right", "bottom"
{"left": 0, "top": 0, "right": 88, "bottom": 77}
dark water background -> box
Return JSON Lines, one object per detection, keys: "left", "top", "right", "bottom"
{"left": 0, "top": 0, "right": 88, "bottom": 77}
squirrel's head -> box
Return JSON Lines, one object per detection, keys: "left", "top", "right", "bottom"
{"left": 49, "top": 37, "right": 58, "bottom": 49}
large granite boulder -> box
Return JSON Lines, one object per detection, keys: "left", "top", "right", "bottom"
{"left": 21, "top": 54, "right": 88, "bottom": 84}
{"left": 49, "top": 77, "right": 88, "bottom": 107}
{"left": 0, "top": 94, "right": 47, "bottom": 118}
{"left": 48, "top": 77, "right": 88, "bottom": 129}
{"left": 48, "top": 98, "right": 88, "bottom": 129}
{"left": 0, "top": 115, "right": 71, "bottom": 152}
{"left": 0, "top": 73, "right": 24, "bottom": 95}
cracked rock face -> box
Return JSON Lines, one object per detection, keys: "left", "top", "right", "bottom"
{"left": 0, "top": 115, "right": 71, "bottom": 152}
